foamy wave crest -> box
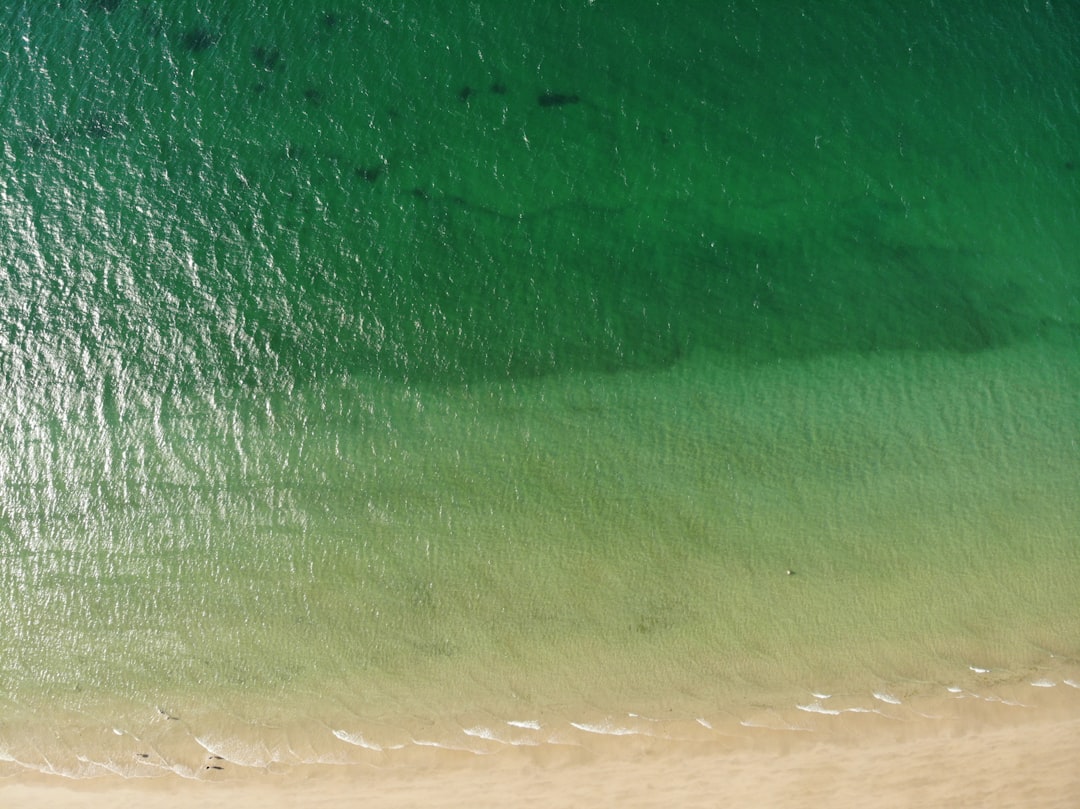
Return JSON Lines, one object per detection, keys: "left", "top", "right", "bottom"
{"left": 193, "top": 729, "right": 346, "bottom": 769}
{"left": 872, "top": 692, "right": 902, "bottom": 705}
{"left": 506, "top": 719, "right": 542, "bottom": 730}
{"left": 410, "top": 737, "right": 491, "bottom": 754}
{"left": 796, "top": 702, "right": 840, "bottom": 715}
{"left": 569, "top": 720, "right": 643, "bottom": 736}
{"left": 332, "top": 729, "right": 385, "bottom": 751}
{"left": 462, "top": 726, "right": 499, "bottom": 741}
{"left": 462, "top": 726, "right": 541, "bottom": 746}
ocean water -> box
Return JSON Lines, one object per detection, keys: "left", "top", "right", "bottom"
{"left": 1, "top": 0, "right": 1078, "bottom": 777}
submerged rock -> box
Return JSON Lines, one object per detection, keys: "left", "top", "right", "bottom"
{"left": 179, "top": 26, "right": 219, "bottom": 53}
{"left": 251, "top": 45, "right": 283, "bottom": 71}
{"left": 537, "top": 92, "right": 581, "bottom": 107}
{"left": 355, "top": 165, "right": 385, "bottom": 183}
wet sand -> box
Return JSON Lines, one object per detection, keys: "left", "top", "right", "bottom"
{"left": 5, "top": 677, "right": 1078, "bottom": 808}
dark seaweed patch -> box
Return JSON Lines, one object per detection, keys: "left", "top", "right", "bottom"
{"left": 303, "top": 87, "right": 325, "bottom": 106}
{"left": 179, "top": 27, "right": 219, "bottom": 53}
{"left": 321, "top": 11, "right": 339, "bottom": 29}
{"left": 537, "top": 92, "right": 580, "bottom": 107}
{"left": 490, "top": 82, "right": 507, "bottom": 95}
{"left": 29, "top": 112, "right": 124, "bottom": 150}
{"left": 251, "top": 45, "right": 283, "bottom": 71}
{"left": 457, "top": 86, "right": 474, "bottom": 102}
{"left": 355, "top": 165, "right": 384, "bottom": 183}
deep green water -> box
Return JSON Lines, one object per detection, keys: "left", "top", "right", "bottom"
{"left": 1, "top": 0, "right": 1079, "bottom": 777}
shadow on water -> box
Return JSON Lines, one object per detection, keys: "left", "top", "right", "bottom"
{"left": 238, "top": 183, "right": 1039, "bottom": 386}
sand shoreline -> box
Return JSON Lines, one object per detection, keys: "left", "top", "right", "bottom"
{"left": 4, "top": 675, "right": 1078, "bottom": 808}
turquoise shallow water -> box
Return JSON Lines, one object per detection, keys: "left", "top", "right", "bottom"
{"left": 1, "top": 0, "right": 1079, "bottom": 776}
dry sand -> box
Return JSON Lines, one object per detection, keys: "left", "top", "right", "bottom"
{"left": 3, "top": 680, "right": 1078, "bottom": 809}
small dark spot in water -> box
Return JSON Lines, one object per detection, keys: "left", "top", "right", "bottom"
{"left": 205, "top": 765, "right": 224, "bottom": 770}
{"left": 457, "top": 85, "right": 474, "bottom": 102}
{"left": 321, "top": 11, "right": 339, "bottom": 29}
{"left": 490, "top": 82, "right": 507, "bottom": 95}
{"left": 303, "top": 87, "right": 325, "bottom": 106}
{"left": 410, "top": 187, "right": 430, "bottom": 200}
{"left": 136, "top": 753, "right": 149, "bottom": 759}
{"left": 355, "top": 165, "right": 384, "bottom": 182}
{"left": 83, "top": 112, "right": 116, "bottom": 139}
{"left": 252, "top": 45, "right": 283, "bottom": 71}
{"left": 180, "top": 27, "right": 219, "bottom": 53}
{"left": 209, "top": 755, "right": 224, "bottom": 760}
{"left": 537, "top": 92, "right": 580, "bottom": 107}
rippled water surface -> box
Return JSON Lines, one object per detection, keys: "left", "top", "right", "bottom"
{"left": 1, "top": 0, "right": 1078, "bottom": 777}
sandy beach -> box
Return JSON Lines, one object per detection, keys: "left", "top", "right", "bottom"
{"left": 4, "top": 677, "right": 1078, "bottom": 809}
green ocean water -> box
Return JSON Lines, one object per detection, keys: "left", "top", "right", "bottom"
{"left": 1, "top": 0, "right": 1078, "bottom": 776}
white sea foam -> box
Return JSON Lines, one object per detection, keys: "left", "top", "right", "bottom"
{"left": 506, "top": 719, "right": 542, "bottom": 730}
{"left": 969, "top": 666, "right": 991, "bottom": 674}
{"left": 331, "top": 730, "right": 383, "bottom": 751}
{"left": 872, "top": 692, "right": 901, "bottom": 705}
{"left": 1064, "top": 679, "right": 1080, "bottom": 689}
{"left": 462, "top": 726, "right": 541, "bottom": 747}
{"left": 463, "top": 726, "right": 498, "bottom": 740}
{"left": 193, "top": 736, "right": 275, "bottom": 768}
{"left": 695, "top": 718, "right": 713, "bottom": 729}
{"left": 410, "top": 738, "right": 488, "bottom": 754}
{"left": 797, "top": 702, "right": 840, "bottom": 715}
{"left": 1030, "top": 679, "right": 1056, "bottom": 688}
{"left": 569, "top": 721, "right": 641, "bottom": 736}
{"left": 980, "top": 695, "right": 1029, "bottom": 708}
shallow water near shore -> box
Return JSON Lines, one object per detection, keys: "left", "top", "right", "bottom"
{"left": 1, "top": 0, "right": 1079, "bottom": 778}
